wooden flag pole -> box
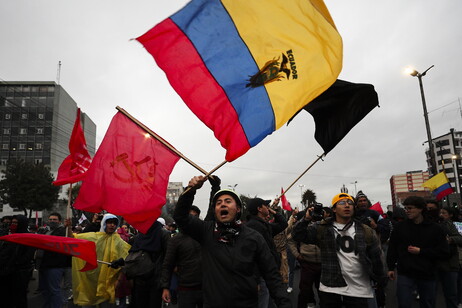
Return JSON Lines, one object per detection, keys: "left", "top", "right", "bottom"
{"left": 65, "top": 183, "right": 73, "bottom": 237}
{"left": 116, "top": 106, "right": 210, "bottom": 175}
{"left": 280, "top": 153, "right": 325, "bottom": 197}
{"left": 182, "top": 160, "right": 228, "bottom": 195}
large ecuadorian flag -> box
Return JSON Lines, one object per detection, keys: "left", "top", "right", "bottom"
{"left": 137, "top": 0, "right": 343, "bottom": 161}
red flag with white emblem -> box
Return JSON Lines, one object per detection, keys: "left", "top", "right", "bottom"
{"left": 73, "top": 112, "right": 180, "bottom": 233}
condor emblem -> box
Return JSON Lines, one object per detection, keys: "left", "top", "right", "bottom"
{"left": 246, "top": 49, "right": 298, "bottom": 88}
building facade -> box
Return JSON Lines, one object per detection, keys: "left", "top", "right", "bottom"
{"left": 390, "top": 170, "right": 431, "bottom": 207}
{"left": 425, "top": 129, "right": 462, "bottom": 194}
{"left": 0, "top": 81, "right": 96, "bottom": 216}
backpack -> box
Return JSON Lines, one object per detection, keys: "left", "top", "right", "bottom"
{"left": 122, "top": 250, "right": 156, "bottom": 280}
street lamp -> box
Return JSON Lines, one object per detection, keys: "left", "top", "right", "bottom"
{"left": 227, "top": 184, "right": 238, "bottom": 191}
{"left": 350, "top": 181, "right": 358, "bottom": 196}
{"left": 405, "top": 65, "right": 436, "bottom": 176}
{"left": 298, "top": 184, "right": 306, "bottom": 208}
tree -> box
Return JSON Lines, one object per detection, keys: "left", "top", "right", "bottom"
{"left": 0, "top": 160, "right": 60, "bottom": 217}
{"left": 302, "top": 189, "right": 317, "bottom": 208}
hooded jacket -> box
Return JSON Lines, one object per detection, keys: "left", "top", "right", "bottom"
{"left": 0, "top": 215, "right": 35, "bottom": 275}
{"left": 174, "top": 188, "right": 291, "bottom": 308}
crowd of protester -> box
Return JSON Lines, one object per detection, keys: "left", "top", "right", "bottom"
{"left": 2, "top": 175, "right": 462, "bottom": 307}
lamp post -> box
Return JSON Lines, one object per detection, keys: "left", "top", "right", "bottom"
{"left": 451, "top": 128, "right": 462, "bottom": 207}
{"left": 350, "top": 181, "right": 358, "bottom": 196}
{"left": 405, "top": 65, "right": 436, "bottom": 176}
{"left": 227, "top": 184, "right": 238, "bottom": 191}
{"left": 298, "top": 184, "right": 306, "bottom": 208}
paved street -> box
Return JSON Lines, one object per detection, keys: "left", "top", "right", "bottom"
{"left": 28, "top": 266, "right": 448, "bottom": 308}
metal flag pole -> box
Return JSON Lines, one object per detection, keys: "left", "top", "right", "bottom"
{"left": 280, "top": 153, "right": 325, "bottom": 197}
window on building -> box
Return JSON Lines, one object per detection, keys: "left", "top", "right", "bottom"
{"left": 38, "top": 113, "right": 44, "bottom": 119}
{"left": 0, "top": 159, "right": 7, "bottom": 166}
{"left": 19, "top": 144, "right": 26, "bottom": 150}
{"left": 2, "top": 144, "right": 8, "bottom": 150}
{"left": 21, "top": 113, "right": 28, "bottom": 119}
{"left": 36, "top": 128, "right": 44, "bottom": 134}
{"left": 35, "top": 143, "right": 43, "bottom": 150}
{"left": 35, "top": 158, "right": 42, "bottom": 164}
{"left": 5, "top": 113, "right": 11, "bottom": 120}
{"left": 3, "top": 128, "right": 10, "bottom": 135}
{"left": 21, "top": 100, "right": 27, "bottom": 107}
{"left": 19, "top": 128, "right": 27, "bottom": 135}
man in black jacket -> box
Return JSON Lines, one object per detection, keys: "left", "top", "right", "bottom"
{"left": 246, "top": 197, "right": 288, "bottom": 308}
{"left": 37, "top": 212, "right": 72, "bottom": 308}
{"left": 161, "top": 205, "right": 203, "bottom": 307}
{"left": 387, "top": 196, "right": 450, "bottom": 308}
{"left": 174, "top": 175, "right": 291, "bottom": 308}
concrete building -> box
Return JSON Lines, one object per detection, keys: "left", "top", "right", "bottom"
{"left": 0, "top": 81, "right": 96, "bottom": 217}
{"left": 390, "top": 170, "right": 431, "bottom": 207}
{"left": 425, "top": 129, "right": 462, "bottom": 195}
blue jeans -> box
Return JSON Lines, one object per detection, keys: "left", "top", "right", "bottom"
{"left": 396, "top": 274, "right": 437, "bottom": 308}
{"left": 40, "top": 267, "right": 66, "bottom": 308}
{"left": 287, "top": 247, "right": 296, "bottom": 288}
{"left": 438, "top": 270, "right": 458, "bottom": 308}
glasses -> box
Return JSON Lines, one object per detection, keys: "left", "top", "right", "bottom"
{"left": 404, "top": 206, "right": 417, "bottom": 211}
{"left": 337, "top": 200, "right": 354, "bottom": 206}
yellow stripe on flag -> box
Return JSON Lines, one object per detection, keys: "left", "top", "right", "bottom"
{"left": 422, "top": 171, "right": 451, "bottom": 191}
{"left": 222, "top": 0, "right": 343, "bottom": 129}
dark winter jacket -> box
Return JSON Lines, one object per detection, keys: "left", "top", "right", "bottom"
{"left": 387, "top": 219, "right": 450, "bottom": 280}
{"left": 39, "top": 226, "right": 72, "bottom": 269}
{"left": 0, "top": 215, "right": 35, "bottom": 276}
{"left": 174, "top": 189, "right": 291, "bottom": 308}
{"left": 292, "top": 217, "right": 387, "bottom": 288}
{"left": 160, "top": 232, "right": 202, "bottom": 289}
{"left": 245, "top": 213, "right": 287, "bottom": 268}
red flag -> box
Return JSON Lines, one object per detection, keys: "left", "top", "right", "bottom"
{"left": 53, "top": 109, "right": 92, "bottom": 186}
{"left": 280, "top": 188, "right": 292, "bottom": 211}
{"left": 370, "top": 202, "right": 384, "bottom": 215}
{"left": 0, "top": 233, "right": 97, "bottom": 271}
{"left": 73, "top": 112, "right": 180, "bottom": 234}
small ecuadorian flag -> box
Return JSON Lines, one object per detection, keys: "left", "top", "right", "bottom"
{"left": 422, "top": 171, "right": 454, "bottom": 201}
{"left": 137, "top": 0, "right": 343, "bottom": 161}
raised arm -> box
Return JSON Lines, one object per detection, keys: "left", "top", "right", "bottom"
{"left": 173, "top": 176, "right": 207, "bottom": 243}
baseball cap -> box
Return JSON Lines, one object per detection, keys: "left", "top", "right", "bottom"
{"left": 212, "top": 189, "right": 242, "bottom": 208}
{"left": 157, "top": 217, "right": 166, "bottom": 226}
{"left": 331, "top": 193, "right": 355, "bottom": 207}
{"left": 247, "top": 198, "right": 271, "bottom": 215}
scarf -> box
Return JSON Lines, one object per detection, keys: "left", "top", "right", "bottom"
{"left": 214, "top": 220, "right": 242, "bottom": 243}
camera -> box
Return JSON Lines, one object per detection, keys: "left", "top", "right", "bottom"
{"left": 310, "top": 202, "right": 324, "bottom": 222}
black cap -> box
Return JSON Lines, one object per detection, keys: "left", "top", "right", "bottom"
{"left": 247, "top": 198, "right": 271, "bottom": 215}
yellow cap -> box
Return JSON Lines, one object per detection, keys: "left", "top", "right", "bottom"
{"left": 331, "top": 193, "right": 354, "bottom": 206}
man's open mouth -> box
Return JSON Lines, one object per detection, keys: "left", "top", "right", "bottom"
{"left": 220, "top": 209, "right": 229, "bottom": 217}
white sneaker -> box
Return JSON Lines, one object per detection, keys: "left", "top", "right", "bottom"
{"left": 307, "top": 304, "right": 316, "bottom": 308}
{"left": 287, "top": 287, "right": 293, "bottom": 293}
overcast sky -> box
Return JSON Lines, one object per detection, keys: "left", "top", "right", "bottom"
{"left": 1, "top": 0, "right": 462, "bottom": 213}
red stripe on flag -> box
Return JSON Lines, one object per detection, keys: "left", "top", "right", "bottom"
{"left": 137, "top": 18, "right": 250, "bottom": 161}
{"left": 0, "top": 233, "right": 97, "bottom": 271}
